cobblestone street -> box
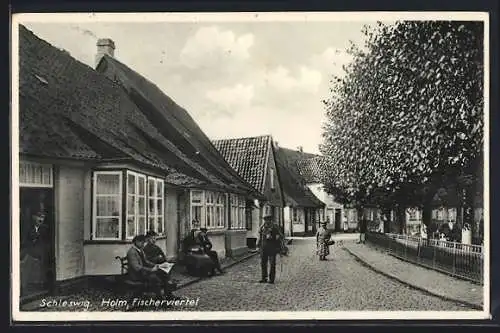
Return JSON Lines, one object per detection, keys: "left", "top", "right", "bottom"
{"left": 148, "top": 237, "right": 472, "bottom": 312}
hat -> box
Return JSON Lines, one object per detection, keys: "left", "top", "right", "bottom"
{"left": 199, "top": 227, "right": 208, "bottom": 232}
{"left": 132, "top": 235, "right": 146, "bottom": 243}
{"left": 320, "top": 221, "right": 328, "bottom": 225}
{"left": 263, "top": 214, "right": 273, "bottom": 221}
{"left": 145, "top": 230, "right": 158, "bottom": 237}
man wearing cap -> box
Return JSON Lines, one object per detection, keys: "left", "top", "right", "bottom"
{"left": 257, "top": 214, "right": 283, "bottom": 284}
{"left": 196, "top": 227, "right": 224, "bottom": 275}
{"left": 127, "top": 235, "right": 175, "bottom": 297}
{"left": 144, "top": 231, "right": 167, "bottom": 264}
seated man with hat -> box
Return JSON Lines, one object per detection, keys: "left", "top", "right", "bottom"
{"left": 196, "top": 227, "right": 224, "bottom": 275}
{"left": 144, "top": 230, "right": 167, "bottom": 264}
{"left": 126, "top": 235, "right": 176, "bottom": 297}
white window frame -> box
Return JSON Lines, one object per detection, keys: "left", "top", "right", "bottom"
{"left": 215, "top": 192, "right": 225, "bottom": 228}
{"left": 190, "top": 190, "right": 204, "bottom": 230}
{"left": 293, "top": 208, "right": 301, "bottom": 224}
{"left": 230, "top": 194, "right": 239, "bottom": 229}
{"left": 147, "top": 176, "right": 165, "bottom": 236}
{"left": 92, "top": 171, "right": 123, "bottom": 240}
{"left": 205, "top": 191, "right": 215, "bottom": 229}
{"left": 126, "top": 171, "right": 147, "bottom": 239}
{"left": 237, "top": 196, "right": 246, "bottom": 229}
{"left": 19, "top": 161, "right": 53, "bottom": 188}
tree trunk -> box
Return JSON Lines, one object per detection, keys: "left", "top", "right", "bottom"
{"left": 395, "top": 205, "right": 406, "bottom": 234}
{"left": 381, "top": 206, "right": 392, "bottom": 233}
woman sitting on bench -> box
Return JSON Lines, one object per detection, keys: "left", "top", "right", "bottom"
{"left": 126, "top": 235, "right": 176, "bottom": 297}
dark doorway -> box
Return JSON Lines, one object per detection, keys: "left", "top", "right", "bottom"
{"left": 335, "top": 209, "right": 342, "bottom": 231}
{"left": 20, "top": 187, "right": 55, "bottom": 298}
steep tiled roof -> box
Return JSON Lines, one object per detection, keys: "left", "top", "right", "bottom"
{"left": 296, "top": 156, "right": 327, "bottom": 183}
{"left": 274, "top": 147, "right": 324, "bottom": 208}
{"left": 97, "top": 54, "right": 261, "bottom": 197}
{"left": 18, "top": 25, "right": 261, "bottom": 197}
{"left": 212, "top": 135, "right": 271, "bottom": 193}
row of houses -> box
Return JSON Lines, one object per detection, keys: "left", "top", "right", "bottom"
{"left": 18, "top": 25, "right": 351, "bottom": 301}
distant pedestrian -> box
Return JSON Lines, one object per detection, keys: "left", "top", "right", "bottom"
{"left": 316, "top": 221, "right": 333, "bottom": 261}
{"left": 357, "top": 219, "right": 367, "bottom": 244}
{"left": 257, "top": 214, "right": 283, "bottom": 284}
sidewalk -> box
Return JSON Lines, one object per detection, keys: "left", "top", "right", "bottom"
{"left": 343, "top": 242, "right": 483, "bottom": 309}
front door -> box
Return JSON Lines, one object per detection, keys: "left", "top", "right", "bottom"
{"left": 20, "top": 187, "right": 54, "bottom": 298}
{"left": 335, "top": 209, "right": 342, "bottom": 231}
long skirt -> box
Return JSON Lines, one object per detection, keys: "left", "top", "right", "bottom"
{"left": 317, "top": 240, "right": 330, "bottom": 257}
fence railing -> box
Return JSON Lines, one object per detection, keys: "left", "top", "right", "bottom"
{"left": 365, "top": 232, "right": 484, "bottom": 284}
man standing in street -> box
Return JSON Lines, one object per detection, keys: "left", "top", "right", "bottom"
{"left": 257, "top": 214, "right": 283, "bottom": 284}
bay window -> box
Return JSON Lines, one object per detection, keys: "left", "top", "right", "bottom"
{"left": 148, "top": 177, "right": 164, "bottom": 235}
{"left": 93, "top": 171, "right": 122, "bottom": 240}
{"left": 92, "top": 169, "right": 165, "bottom": 241}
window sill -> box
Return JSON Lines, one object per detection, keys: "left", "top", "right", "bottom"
{"left": 84, "top": 235, "right": 167, "bottom": 245}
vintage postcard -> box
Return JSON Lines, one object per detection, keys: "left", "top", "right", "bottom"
{"left": 11, "top": 11, "right": 490, "bottom": 322}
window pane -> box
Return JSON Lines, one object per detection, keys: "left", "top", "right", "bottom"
{"left": 127, "top": 216, "right": 136, "bottom": 238}
{"left": 138, "top": 197, "right": 146, "bottom": 215}
{"left": 96, "top": 217, "right": 120, "bottom": 239}
{"left": 191, "top": 190, "right": 203, "bottom": 203}
{"left": 157, "top": 217, "right": 163, "bottom": 234}
{"left": 149, "top": 199, "right": 155, "bottom": 216}
{"left": 127, "top": 174, "right": 136, "bottom": 195}
{"left": 157, "top": 181, "right": 163, "bottom": 197}
{"left": 97, "top": 196, "right": 120, "bottom": 216}
{"left": 148, "top": 178, "right": 155, "bottom": 197}
{"left": 192, "top": 206, "right": 202, "bottom": 227}
{"left": 157, "top": 199, "right": 163, "bottom": 216}
{"left": 148, "top": 217, "right": 155, "bottom": 233}
{"left": 138, "top": 217, "right": 146, "bottom": 235}
{"left": 96, "top": 174, "right": 120, "bottom": 195}
{"left": 138, "top": 177, "right": 146, "bottom": 196}
{"left": 206, "top": 206, "right": 212, "bottom": 226}
{"left": 127, "top": 195, "right": 136, "bottom": 215}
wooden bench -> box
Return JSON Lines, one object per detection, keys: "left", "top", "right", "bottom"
{"left": 115, "top": 256, "right": 151, "bottom": 295}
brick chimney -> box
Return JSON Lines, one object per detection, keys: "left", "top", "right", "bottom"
{"left": 95, "top": 38, "right": 115, "bottom": 68}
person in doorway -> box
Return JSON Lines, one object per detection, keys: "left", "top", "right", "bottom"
{"left": 316, "top": 221, "right": 333, "bottom": 261}
{"left": 144, "top": 231, "right": 167, "bottom": 264}
{"left": 127, "top": 235, "right": 176, "bottom": 297}
{"left": 196, "top": 227, "right": 224, "bottom": 275}
{"left": 257, "top": 214, "right": 283, "bottom": 284}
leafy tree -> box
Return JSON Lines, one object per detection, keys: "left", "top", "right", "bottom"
{"left": 320, "top": 21, "right": 484, "bottom": 232}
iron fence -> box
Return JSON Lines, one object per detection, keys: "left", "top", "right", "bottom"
{"left": 365, "top": 232, "right": 484, "bottom": 284}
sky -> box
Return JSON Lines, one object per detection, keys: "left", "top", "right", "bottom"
{"left": 22, "top": 17, "right": 380, "bottom": 154}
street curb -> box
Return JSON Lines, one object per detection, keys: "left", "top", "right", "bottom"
{"left": 342, "top": 247, "right": 483, "bottom": 310}
{"left": 175, "top": 251, "right": 260, "bottom": 290}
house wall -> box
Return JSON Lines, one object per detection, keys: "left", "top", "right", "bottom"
{"left": 226, "top": 229, "right": 248, "bottom": 257}
{"left": 283, "top": 206, "right": 291, "bottom": 237}
{"left": 247, "top": 204, "right": 261, "bottom": 240}
{"left": 165, "top": 187, "right": 179, "bottom": 261}
{"left": 262, "top": 143, "right": 284, "bottom": 224}
{"left": 307, "top": 183, "right": 344, "bottom": 225}
{"left": 54, "top": 165, "right": 88, "bottom": 281}
{"left": 289, "top": 207, "right": 306, "bottom": 235}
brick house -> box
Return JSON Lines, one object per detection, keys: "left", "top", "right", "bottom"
{"left": 274, "top": 147, "right": 324, "bottom": 237}
{"left": 212, "top": 135, "right": 285, "bottom": 247}
{"left": 17, "top": 25, "right": 262, "bottom": 302}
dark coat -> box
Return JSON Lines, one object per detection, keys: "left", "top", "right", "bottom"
{"left": 258, "top": 223, "right": 282, "bottom": 254}
{"left": 143, "top": 243, "right": 167, "bottom": 264}
{"left": 126, "top": 246, "right": 155, "bottom": 281}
